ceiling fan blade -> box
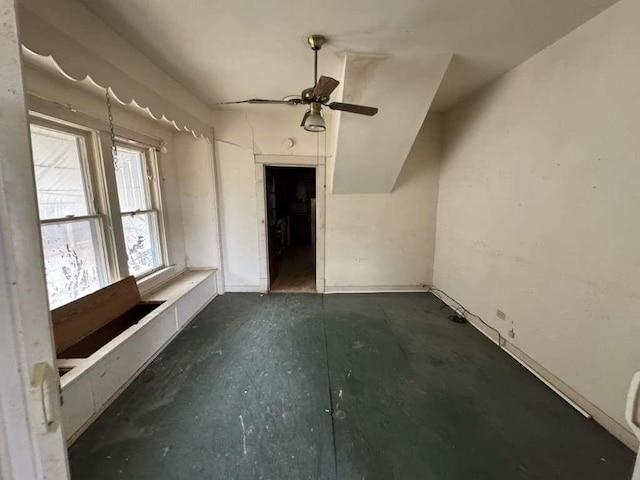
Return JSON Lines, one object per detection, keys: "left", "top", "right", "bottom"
{"left": 327, "top": 102, "right": 378, "bottom": 116}
{"left": 313, "top": 76, "right": 340, "bottom": 99}
{"left": 300, "top": 110, "right": 311, "bottom": 127}
{"left": 216, "top": 98, "right": 301, "bottom": 105}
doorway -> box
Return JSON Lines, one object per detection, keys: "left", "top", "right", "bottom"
{"left": 266, "top": 166, "right": 316, "bottom": 292}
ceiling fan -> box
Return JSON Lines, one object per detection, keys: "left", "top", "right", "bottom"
{"left": 217, "top": 34, "right": 379, "bottom": 132}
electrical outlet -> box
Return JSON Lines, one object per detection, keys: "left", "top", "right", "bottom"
{"left": 496, "top": 309, "right": 506, "bottom": 320}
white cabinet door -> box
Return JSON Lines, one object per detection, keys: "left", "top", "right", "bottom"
{"left": 0, "top": 3, "right": 69, "bottom": 478}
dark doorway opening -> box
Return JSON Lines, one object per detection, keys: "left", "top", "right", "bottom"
{"left": 265, "top": 166, "right": 316, "bottom": 293}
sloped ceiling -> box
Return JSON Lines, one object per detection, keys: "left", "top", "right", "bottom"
{"left": 332, "top": 53, "right": 451, "bottom": 193}
{"left": 68, "top": 0, "right": 620, "bottom": 191}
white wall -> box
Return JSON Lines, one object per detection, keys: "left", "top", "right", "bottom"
{"left": 434, "top": 0, "right": 640, "bottom": 448}
{"left": 213, "top": 108, "right": 442, "bottom": 293}
{"left": 213, "top": 109, "right": 331, "bottom": 291}
{"left": 215, "top": 141, "right": 261, "bottom": 290}
{"left": 175, "top": 132, "right": 221, "bottom": 272}
{"left": 325, "top": 114, "right": 441, "bottom": 291}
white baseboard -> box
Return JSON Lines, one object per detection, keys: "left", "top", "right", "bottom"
{"left": 223, "top": 284, "right": 428, "bottom": 294}
{"left": 324, "top": 285, "right": 429, "bottom": 294}
{"left": 223, "top": 285, "right": 266, "bottom": 293}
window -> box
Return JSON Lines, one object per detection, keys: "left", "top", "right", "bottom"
{"left": 29, "top": 116, "right": 166, "bottom": 308}
{"left": 115, "top": 145, "right": 163, "bottom": 277}
{"left": 30, "top": 123, "right": 109, "bottom": 308}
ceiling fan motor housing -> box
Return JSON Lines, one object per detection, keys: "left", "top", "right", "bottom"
{"left": 301, "top": 88, "right": 315, "bottom": 102}
{"left": 301, "top": 87, "right": 330, "bottom": 104}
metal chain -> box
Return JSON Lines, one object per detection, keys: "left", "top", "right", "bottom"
{"left": 105, "top": 89, "right": 119, "bottom": 171}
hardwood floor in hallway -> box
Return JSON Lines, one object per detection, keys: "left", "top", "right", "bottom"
{"left": 270, "top": 245, "right": 316, "bottom": 293}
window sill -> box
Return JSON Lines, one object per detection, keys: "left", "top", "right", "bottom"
{"left": 136, "top": 265, "right": 181, "bottom": 296}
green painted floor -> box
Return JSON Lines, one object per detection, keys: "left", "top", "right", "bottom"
{"left": 69, "top": 293, "right": 635, "bottom": 479}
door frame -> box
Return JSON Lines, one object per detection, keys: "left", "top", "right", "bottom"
{"left": 255, "top": 155, "right": 325, "bottom": 293}
{"left": 0, "top": 2, "right": 70, "bottom": 478}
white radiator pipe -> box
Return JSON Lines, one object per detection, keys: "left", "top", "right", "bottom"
{"left": 626, "top": 372, "right": 640, "bottom": 480}
{"left": 499, "top": 343, "right": 591, "bottom": 418}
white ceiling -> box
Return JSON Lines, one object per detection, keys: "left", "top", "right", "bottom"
{"left": 78, "top": 0, "right": 619, "bottom": 112}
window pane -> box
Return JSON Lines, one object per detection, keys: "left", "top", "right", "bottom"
{"left": 30, "top": 125, "right": 90, "bottom": 219}
{"left": 115, "top": 147, "right": 150, "bottom": 212}
{"left": 41, "top": 219, "right": 108, "bottom": 309}
{"left": 122, "top": 212, "right": 162, "bottom": 277}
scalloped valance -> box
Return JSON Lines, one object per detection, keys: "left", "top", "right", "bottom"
{"left": 19, "top": 4, "right": 212, "bottom": 141}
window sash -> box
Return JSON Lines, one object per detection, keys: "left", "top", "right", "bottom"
{"left": 120, "top": 210, "right": 163, "bottom": 278}
{"left": 29, "top": 119, "right": 98, "bottom": 219}
{"left": 40, "top": 216, "right": 109, "bottom": 309}
{"left": 120, "top": 208, "right": 157, "bottom": 216}
{"left": 40, "top": 214, "right": 103, "bottom": 225}
{"left": 114, "top": 143, "right": 153, "bottom": 212}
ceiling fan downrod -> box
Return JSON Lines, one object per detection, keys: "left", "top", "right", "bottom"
{"left": 308, "top": 34, "right": 326, "bottom": 87}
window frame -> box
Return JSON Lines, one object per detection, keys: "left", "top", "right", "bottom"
{"left": 28, "top": 104, "right": 170, "bottom": 308}
{"left": 113, "top": 139, "right": 168, "bottom": 279}
{"left": 29, "top": 117, "right": 112, "bottom": 306}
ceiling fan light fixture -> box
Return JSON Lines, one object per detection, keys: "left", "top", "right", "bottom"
{"left": 303, "top": 112, "right": 325, "bottom": 132}
{"left": 303, "top": 103, "right": 326, "bottom": 132}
